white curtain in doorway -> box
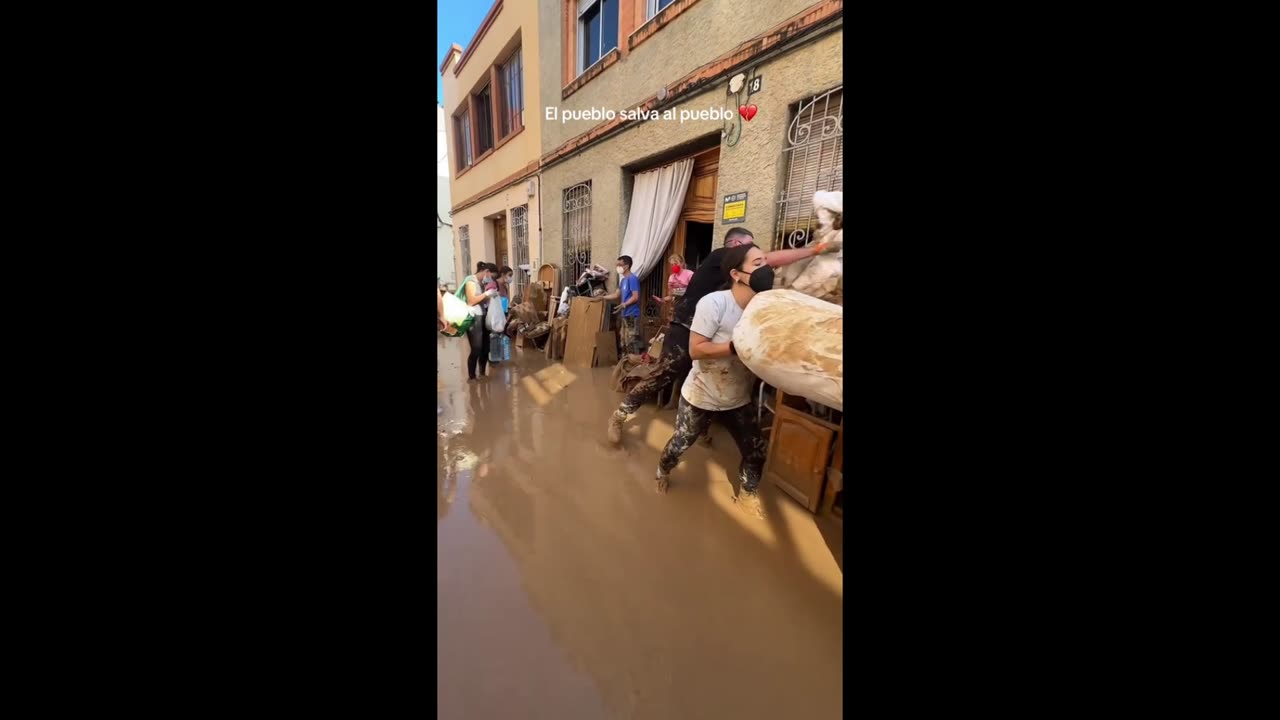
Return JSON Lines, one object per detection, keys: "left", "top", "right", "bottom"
{"left": 620, "top": 158, "right": 694, "bottom": 280}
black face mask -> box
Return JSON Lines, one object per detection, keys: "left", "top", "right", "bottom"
{"left": 738, "top": 265, "right": 775, "bottom": 293}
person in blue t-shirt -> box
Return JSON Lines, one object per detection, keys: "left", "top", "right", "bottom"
{"left": 591, "top": 254, "right": 644, "bottom": 354}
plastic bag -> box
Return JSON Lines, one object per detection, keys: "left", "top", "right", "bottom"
{"left": 556, "top": 287, "right": 572, "bottom": 317}
{"left": 486, "top": 299, "right": 507, "bottom": 333}
{"left": 441, "top": 292, "right": 475, "bottom": 336}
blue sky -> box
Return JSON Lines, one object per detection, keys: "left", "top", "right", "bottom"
{"left": 437, "top": 2, "right": 493, "bottom": 106}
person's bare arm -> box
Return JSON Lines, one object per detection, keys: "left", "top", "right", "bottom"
{"left": 592, "top": 290, "right": 621, "bottom": 303}
{"left": 688, "top": 331, "right": 734, "bottom": 360}
{"left": 764, "top": 242, "right": 829, "bottom": 268}
{"left": 464, "top": 281, "right": 489, "bottom": 307}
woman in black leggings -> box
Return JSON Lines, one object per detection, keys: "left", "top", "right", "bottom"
{"left": 460, "top": 262, "right": 498, "bottom": 382}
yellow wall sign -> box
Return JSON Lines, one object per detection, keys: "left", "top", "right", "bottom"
{"left": 722, "top": 192, "right": 748, "bottom": 224}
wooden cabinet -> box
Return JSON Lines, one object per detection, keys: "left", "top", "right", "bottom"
{"left": 764, "top": 402, "right": 836, "bottom": 513}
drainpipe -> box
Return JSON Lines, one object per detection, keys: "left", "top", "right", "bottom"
{"left": 536, "top": 175, "right": 544, "bottom": 273}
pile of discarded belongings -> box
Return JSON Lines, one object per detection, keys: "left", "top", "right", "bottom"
{"left": 611, "top": 352, "right": 661, "bottom": 394}
{"left": 774, "top": 190, "right": 843, "bottom": 304}
{"left": 733, "top": 191, "right": 843, "bottom": 411}
{"left": 556, "top": 264, "right": 610, "bottom": 317}
{"left": 498, "top": 281, "right": 558, "bottom": 347}
{"left": 609, "top": 330, "right": 667, "bottom": 393}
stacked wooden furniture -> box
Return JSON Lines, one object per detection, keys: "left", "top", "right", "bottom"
{"left": 563, "top": 297, "right": 608, "bottom": 368}
{"left": 762, "top": 389, "right": 842, "bottom": 518}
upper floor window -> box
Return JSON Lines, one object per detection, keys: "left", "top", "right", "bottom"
{"left": 498, "top": 48, "right": 523, "bottom": 138}
{"left": 578, "top": 0, "right": 618, "bottom": 74}
{"left": 454, "top": 109, "right": 473, "bottom": 171}
{"left": 475, "top": 84, "right": 495, "bottom": 154}
{"left": 645, "top": 0, "right": 675, "bottom": 20}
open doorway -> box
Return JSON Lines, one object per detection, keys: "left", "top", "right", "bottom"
{"left": 684, "top": 221, "right": 713, "bottom": 271}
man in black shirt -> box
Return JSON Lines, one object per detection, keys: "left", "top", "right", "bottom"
{"left": 606, "top": 226, "right": 834, "bottom": 445}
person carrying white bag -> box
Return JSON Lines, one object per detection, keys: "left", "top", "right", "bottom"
{"left": 456, "top": 262, "right": 500, "bottom": 382}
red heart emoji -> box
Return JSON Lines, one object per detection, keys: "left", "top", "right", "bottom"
{"left": 739, "top": 104, "right": 758, "bottom": 121}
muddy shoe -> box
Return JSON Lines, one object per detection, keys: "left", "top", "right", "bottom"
{"left": 735, "top": 489, "right": 765, "bottom": 518}
{"left": 654, "top": 468, "right": 670, "bottom": 494}
{"left": 606, "top": 410, "right": 628, "bottom": 445}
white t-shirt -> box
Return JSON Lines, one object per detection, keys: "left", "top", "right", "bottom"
{"left": 681, "top": 290, "right": 755, "bottom": 411}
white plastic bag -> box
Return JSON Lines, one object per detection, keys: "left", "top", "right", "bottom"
{"left": 441, "top": 292, "right": 475, "bottom": 336}
{"left": 486, "top": 298, "right": 507, "bottom": 333}
{"left": 732, "top": 289, "right": 842, "bottom": 411}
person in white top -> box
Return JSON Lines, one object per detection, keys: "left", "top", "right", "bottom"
{"left": 655, "top": 242, "right": 775, "bottom": 518}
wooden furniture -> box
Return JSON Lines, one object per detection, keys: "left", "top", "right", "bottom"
{"left": 763, "top": 389, "right": 839, "bottom": 513}
{"left": 594, "top": 330, "right": 619, "bottom": 367}
{"left": 563, "top": 297, "right": 606, "bottom": 368}
{"left": 820, "top": 422, "right": 843, "bottom": 519}
{"left": 537, "top": 263, "right": 559, "bottom": 304}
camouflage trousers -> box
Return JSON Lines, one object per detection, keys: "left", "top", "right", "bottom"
{"left": 619, "top": 315, "right": 645, "bottom": 355}
{"left": 659, "top": 396, "right": 768, "bottom": 493}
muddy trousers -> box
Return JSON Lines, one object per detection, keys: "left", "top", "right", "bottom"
{"left": 618, "top": 323, "right": 692, "bottom": 415}
{"left": 659, "top": 397, "right": 768, "bottom": 493}
{"left": 466, "top": 317, "right": 491, "bottom": 379}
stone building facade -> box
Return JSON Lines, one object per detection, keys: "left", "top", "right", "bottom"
{"left": 536, "top": 0, "right": 843, "bottom": 320}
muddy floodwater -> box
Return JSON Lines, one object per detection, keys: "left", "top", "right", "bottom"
{"left": 437, "top": 335, "right": 843, "bottom": 719}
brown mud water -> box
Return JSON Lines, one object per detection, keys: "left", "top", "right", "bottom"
{"left": 438, "top": 334, "right": 843, "bottom": 720}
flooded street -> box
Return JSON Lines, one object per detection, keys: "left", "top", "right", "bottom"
{"left": 437, "top": 335, "right": 843, "bottom": 719}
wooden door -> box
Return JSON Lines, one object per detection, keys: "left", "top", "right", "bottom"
{"left": 641, "top": 147, "right": 720, "bottom": 322}
{"left": 681, "top": 150, "right": 719, "bottom": 223}
{"left": 764, "top": 406, "right": 835, "bottom": 512}
{"left": 494, "top": 216, "right": 509, "bottom": 270}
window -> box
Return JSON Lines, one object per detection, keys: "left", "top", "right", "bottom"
{"left": 774, "top": 87, "right": 843, "bottom": 250}
{"left": 458, "top": 226, "right": 472, "bottom": 279}
{"left": 497, "top": 48, "right": 523, "bottom": 138}
{"left": 475, "top": 85, "right": 494, "bottom": 154}
{"left": 562, "top": 182, "right": 592, "bottom": 289}
{"left": 646, "top": 0, "right": 676, "bottom": 19}
{"left": 578, "top": 0, "right": 618, "bottom": 74}
{"left": 511, "top": 205, "right": 529, "bottom": 298}
{"left": 454, "top": 109, "right": 472, "bottom": 171}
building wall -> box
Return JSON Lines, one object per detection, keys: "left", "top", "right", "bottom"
{"left": 437, "top": 104, "right": 456, "bottom": 287}
{"left": 539, "top": 27, "right": 842, "bottom": 291}
{"left": 450, "top": 176, "right": 543, "bottom": 290}
{"left": 442, "top": 0, "right": 542, "bottom": 211}
{"left": 538, "top": 0, "right": 818, "bottom": 154}
{"left": 442, "top": 0, "right": 545, "bottom": 292}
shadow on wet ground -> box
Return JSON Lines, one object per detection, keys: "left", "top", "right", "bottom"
{"left": 437, "top": 336, "right": 842, "bottom": 720}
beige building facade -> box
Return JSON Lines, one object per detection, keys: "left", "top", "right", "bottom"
{"left": 441, "top": 0, "right": 545, "bottom": 301}
{"left": 537, "top": 0, "right": 844, "bottom": 322}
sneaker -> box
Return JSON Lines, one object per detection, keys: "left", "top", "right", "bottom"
{"left": 735, "top": 489, "right": 765, "bottom": 518}
{"left": 606, "top": 410, "right": 627, "bottom": 445}
{"left": 655, "top": 468, "right": 670, "bottom": 494}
